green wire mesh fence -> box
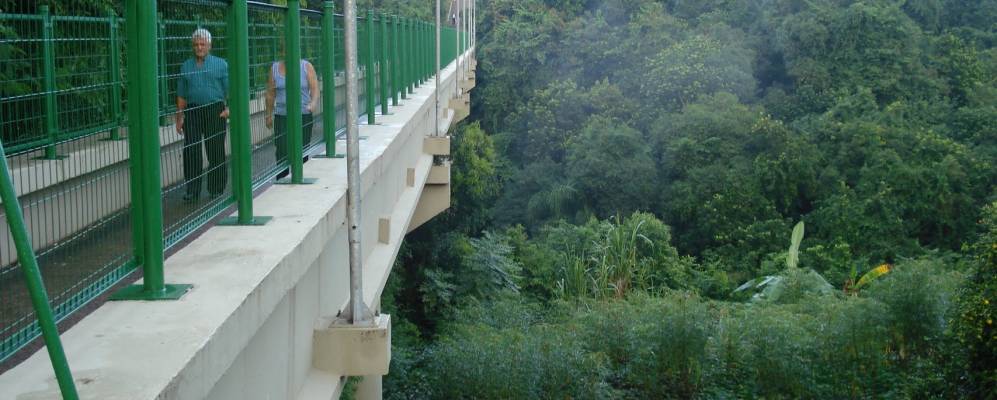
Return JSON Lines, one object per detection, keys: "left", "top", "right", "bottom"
{"left": 0, "top": 0, "right": 463, "bottom": 364}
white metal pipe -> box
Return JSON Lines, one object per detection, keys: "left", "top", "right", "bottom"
{"left": 436, "top": 0, "right": 441, "bottom": 136}
{"left": 343, "top": 0, "right": 371, "bottom": 325}
{"left": 455, "top": 0, "right": 461, "bottom": 99}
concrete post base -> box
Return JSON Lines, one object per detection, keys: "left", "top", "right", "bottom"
{"left": 312, "top": 314, "right": 391, "bottom": 376}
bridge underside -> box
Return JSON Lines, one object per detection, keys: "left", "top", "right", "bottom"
{"left": 0, "top": 52, "right": 474, "bottom": 400}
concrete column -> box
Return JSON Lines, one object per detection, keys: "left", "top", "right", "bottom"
{"left": 355, "top": 375, "right": 383, "bottom": 400}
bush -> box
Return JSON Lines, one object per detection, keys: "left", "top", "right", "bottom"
{"left": 424, "top": 321, "right": 613, "bottom": 399}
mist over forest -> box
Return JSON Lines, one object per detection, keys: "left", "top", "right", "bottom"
{"left": 374, "top": 0, "right": 997, "bottom": 398}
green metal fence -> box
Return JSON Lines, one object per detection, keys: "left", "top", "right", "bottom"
{"left": 0, "top": 0, "right": 464, "bottom": 365}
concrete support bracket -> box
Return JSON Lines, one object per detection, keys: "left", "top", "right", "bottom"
{"left": 313, "top": 314, "right": 391, "bottom": 376}
{"left": 423, "top": 136, "right": 451, "bottom": 156}
{"left": 448, "top": 96, "right": 469, "bottom": 123}
{"left": 427, "top": 163, "right": 450, "bottom": 185}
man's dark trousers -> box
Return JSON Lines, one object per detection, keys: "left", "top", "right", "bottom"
{"left": 183, "top": 102, "right": 227, "bottom": 198}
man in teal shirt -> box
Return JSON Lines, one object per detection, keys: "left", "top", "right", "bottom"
{"left": 176, "top": 28, "right": 229, "bottom": 201}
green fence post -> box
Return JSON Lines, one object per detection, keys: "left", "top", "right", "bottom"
{"left": 426, "top": 22, "right": 431, "bottom": 80}
{"left": 404, "top": 19, "right": 412, "bottom": 92}
{"left": 380, "top": 13, "right": 390, "bottom": 115}
{"left": 157, "top": 12, "right": 169, "bottom": 126}
{"left": 416, "top": 21, "right": 422, "bottom": 86}
{"left": 220, "top": 0, "right": 271, "bottom": 226}
{"left": 107, "top": 8, "right": 123, "bottom": 141}
{"left": 423, "top": 22, "right": 429, "bottom": 82}
{"left": 365, "top": 10, "right": 376, "bottom": 125}
{"left": 0, "top": 141, "right": 79, "bottom": 398}
{"left": 112, "top": 0, "right": 191, "bottom": 301}
{"left": 316, "top": 1, "right": 342, "bottom": 159}
{"left": 38, "top": 6, "right": 65, "bottom": 160}
{"left": 392, "top": 15, "right": 401, "bottom": 104}
{"left": 278, "top": 0, "right": 316, "bottom": 185}
{"left": 424, "top": 22, "right": 430, "bottom": 81}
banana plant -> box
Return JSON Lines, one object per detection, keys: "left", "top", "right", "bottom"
{"left": 733, "top": 221, "right": 834, "bottom": 303}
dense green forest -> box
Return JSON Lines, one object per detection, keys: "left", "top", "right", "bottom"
{"left": 381, "top": 0, "right": 997, "bottom": 399}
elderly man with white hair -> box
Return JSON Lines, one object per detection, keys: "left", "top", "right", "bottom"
{"left": 176, "top": 28, "right": 229, "bottom": 201}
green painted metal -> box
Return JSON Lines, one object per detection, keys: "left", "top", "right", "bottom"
{"left": 317, "top": 1, "right": 343, "bottom": 159}
{"left": 411, "top": 19, "right": 417, "bottom": 91}
{"left": 39, "top": 6, "right": 64, "bottom": 160}
{"left": 415, "top": 20, "right": 421, "bottom": 85}
{"left": 380, "top": 13, "right": 390, "bottom": 115}
{"left": 392, "top": 15, "right": 401, "bottom": 103}
{"left": 426, "top": 21, "right": 430, "bottom": 79}
{"left": 426, "top": 22, "right": 431, "bottom": 80}
{"left": 406, "top": 18, "right": 414, "bottom": 94}
{"left": 365, "top": 10, "right": 376, "bottom": 125}
{"left": 157, "top": 13, "right": 169, "bottom": 127}
{"left": 280, "top": 0, "right": 312, "bottom": 185}
{"left": 111, "top": 0, "right": 190, "bottom": 302}
{"left": 220, "top": 0, "right": 270, "bottom": 226}
{"left": 0, "top": 128, "right": 80, "bottom": 399}
{"left": 107, "top": 8, "right": 123, "bottom": 141}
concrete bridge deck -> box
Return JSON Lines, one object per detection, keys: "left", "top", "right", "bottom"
{"left": 0, "top": 50, "right": 474, "bottom": 400}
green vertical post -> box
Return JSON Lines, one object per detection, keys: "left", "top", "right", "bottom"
{"left": 107, "top": 9, "right": 123, "bottom": 141}
{"left": 392, "top": 15, "right": 401, "bottom": 104}
{"left": 405, "top": 19, "right": 413, "bottom": 93}
{"left": 112, "top": 0, "right": 190, "bottom": 301}
{"left": 426, "top": 22, "right": 431, "bottom": 79}
{"left": 425, "top": 22, "right": 430, "bottom": 80}
{"left": 0, "top": 143, "right": 79, "bottom": 398}
{"left": 279, "top": 0, "right": 314, "bottom": 184}
{"left": 416, "top": 21, "right": 422, "bottom": 85}
{"left": 424, "top": 22, "right": 430, "bottom": 81}
{"left": 416, "top": 21, "right": 422, "bottom": 84}
{"left": 365, "top": 10, "right": 376, "bottom": 125}
{"left": 379, "top": 13, "right": 390, "bottom": 115}
{"left": 157, "top": 13, "right": 169, "bottom": 126}
{"left": 219, "top": 0, "right": 271, "bottom": 226}
{"left": 317, "top": 1, "right": 342, "bottom": 159}
{"left": 39, "top": 6, "right": 63, "bottom": 160}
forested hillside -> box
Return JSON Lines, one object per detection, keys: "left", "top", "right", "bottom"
{"left": 385, "top": 0, "right": 997, "bottom": 398}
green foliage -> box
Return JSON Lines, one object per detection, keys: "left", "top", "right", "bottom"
{"left": 865, "top": 257, "right": 964, "bottom": 358}
{"left": 390, "top": 0, "right": 994, "bottom": 397}
{"left": 449, "top": 122, "right": 501, "bottom": 234}
{"left": 566, "top": 117, "right": 657, "bottom": 217}
{"left": 424, "top": 316, "right": 613, "bottom": 399}
{"left": 956, "top": 201, "right": 997, "bottom": 396}
{"left": 509, "top": 212, "right": 692, "bottom": 300}
{"left": 413, "top": 286, "right": 967, "bottom": 398}
{"left": 640, "top": 34, "right": 756, "bottom": 110}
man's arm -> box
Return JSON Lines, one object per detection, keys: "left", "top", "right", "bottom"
{"left": 219, "top": 58, "right": 230, "bottom": 118}
{"left": 176, "top": 60, "right": 188, "bottom": 135}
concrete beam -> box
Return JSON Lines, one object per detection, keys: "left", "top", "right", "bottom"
{"left": 423, "top": 136, "right": 451, "bottom": 156}
{"left": 408, "top": 184, "right": 451, "bottom": 233}
{"left": 427, "top": 163, "right": 450, "bottom": 185}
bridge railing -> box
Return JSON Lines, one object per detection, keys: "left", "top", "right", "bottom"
{"left": 0, "top": 0, "right": 467, "bottom": 365}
